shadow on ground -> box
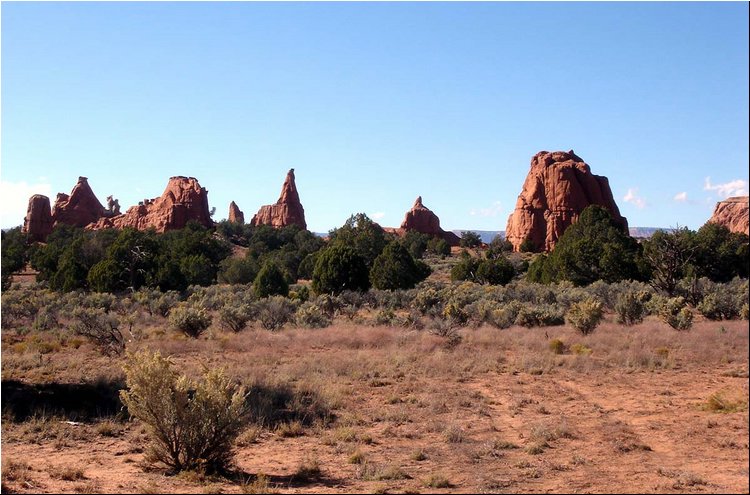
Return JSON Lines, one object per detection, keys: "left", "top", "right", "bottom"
{"left": 1, "top": 378, "right": 125, "bottom": 421}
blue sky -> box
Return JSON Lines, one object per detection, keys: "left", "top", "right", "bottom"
{"left": 2, "top": 2, "right": 748, "bottom": 233}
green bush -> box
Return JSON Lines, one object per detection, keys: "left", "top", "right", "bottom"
{"left": 120, "top": 350, "right": 248, "bottom": 473}
{"left": 476, "top": 257, "right": 515, "bottom": 285}
{"left": 615, "top": 291, "right": 647, "bottom": 325}
{"left": 168, "top": 304, "right": 212, "bottom": 338}
{"left": 256, "top": 296, "right": 297, "bottom": 331}
{"left": 531, "top": 206, "right": 643, "bottom": 286}
{"left": 426, "top": 237, "right": 451, "bottom": 257}
{"left": 370, "top": 242, "right": 431, "bottom": 290}
{"left": 565, "top": 298, "right": 604, "bottom": 335}
{"left": 312, "top": 245, "right": 370, "bottom": 295}
{"left": 459, "top": 231, "right": 482, "bottom": 248}
{"left": 451, "top": 255, "right": 480, "bottom": 282}
{"left": 254, "top": 262, "right": 290, "bottom": 298}
{"left": 218, "top": 256, "right": 259, "bottom": 285}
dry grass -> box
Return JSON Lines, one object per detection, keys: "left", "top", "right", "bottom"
{"left": 1, "top": 304, "right": 748, "bottom": 493}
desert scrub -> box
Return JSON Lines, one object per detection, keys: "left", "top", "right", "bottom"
{"left": 295, "top": 302, "right": 331, "bottom": 328}
{"left": 219, "top": 302, "right": 255, "bottom": 332}
{"left": 119, "top": 350, "right": 249, "bottom": 473}
{"left": 615, "top": 290, "right": 647, "bottom": 325}
{"left": 657, "top": 296, "right": 693, "bottom": 330}
{"left": 565, "top": 298, "right": 604, "bottom": 335}
{"left": 549, "top": 338, "right": 566, "bottom": 355}
{"left": 515, "top": 303, "right": 565, "bottom": 328}
{"left": 168, "top": 303, "right": 212, "bottom": 337}
{"left": 697, "top": 290, "right": 741, "bottom": 320}
{"left": 256, "top": 296, "right": 297, "bottom": 331}
{"left": 70, "top": 307, "right": 126, "bottom": 356}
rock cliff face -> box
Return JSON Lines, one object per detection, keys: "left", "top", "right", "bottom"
{"left": 51, "top": 177, "right": 106, "bottom": 229}
{"left": 399, "top": 196, "right": 461, "bottom": 246}
{"left": 251, "top": 169, "right": 307, "bottom": 229}
{"left": 228, "top": 201, "right": 245, "bottom": 224}
{"left": 90, "top": 176, "right": 213, "bottom": 233}
{"left": 22, "top": 195, "right": 54, "bottom": 242}
{"left": 707, "top": 196, "right": 749, "bottom": 235}
{"left": 505, "top": 150, "right": 628, "bottom": 252}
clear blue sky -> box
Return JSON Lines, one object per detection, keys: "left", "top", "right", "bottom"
{"left": 2, "top": 2, "right": 748, "bottom": 233}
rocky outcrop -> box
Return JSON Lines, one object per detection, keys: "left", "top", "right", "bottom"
{"left": 707, "top": 196, "right": 749, "bottom": 235}
{"left": 228, "top": 201, "right": 244, "bottom": 224}
{"left": 399, "top": 196, "right": 461, "bottom": 246}
{"left": 22, "top": 194, "right": 54, "bottom": 242}
{"left": 51, "top": 177, "right": 106, "bottom": 229}
{"left": 505, "top": 150, "right": 628, "bottom": 252}
{"left": 89, "top": 176, "right": 212, "bottom": 233}
{"left": 251, "top": 169, "right": 307, "bottom": 229}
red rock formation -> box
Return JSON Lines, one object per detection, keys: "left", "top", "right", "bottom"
{"left": 250, "top": 169, "right": 307, "bottom": 229}
{"left": 505, "top": 150, "right": 628, "bottom": 252}
{"left": 89, "top": 176, "right": 213, "bottom": 233}
{"left": 22, "top": 194, "right": 53, "bottom": 242}
{"left": 228, "top": 201, "right": 244, "bottom": 224}
{"left": 51, "top": 177, "right": 106, "bottom": 228}
{"left": 707, "top": 196, "right": 749, "bottom": 235}
{"left": 399, "top": 196, "right": 461, "bottom": 246}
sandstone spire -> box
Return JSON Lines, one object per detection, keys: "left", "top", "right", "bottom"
{"left": 228, "top": 201, "right": 245, "bottom": 224}
{"left": 22, "top": 194, "right": 53, "bottom": 242}
{"left": 250, "top": 169, "right": 307, "bottom": 229}
{"left": 505, "top": 150, "right": 628, "bottom": 252}
{"left": 400, "top": 195, "right": 460, "bottom": 246}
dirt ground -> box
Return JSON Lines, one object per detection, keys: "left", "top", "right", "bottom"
{"left": 2, "top": 320, "right": 748, "bottom": 494}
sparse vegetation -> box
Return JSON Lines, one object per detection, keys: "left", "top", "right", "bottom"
{"left": 119, "top": 350, "right": 249, "bottom": 473}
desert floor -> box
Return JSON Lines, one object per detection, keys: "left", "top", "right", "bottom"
{"left": 2, "top": 317, "right": 748, "bottom": 494}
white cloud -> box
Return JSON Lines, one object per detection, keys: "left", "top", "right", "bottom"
{"left": 623, "top": 188, "right": 646, "bottom": 209}
{"left": 704, "top": 177, "right": 748, "bottom": 198}
{"left": 673, "top": 192, "right": 688, "bottom": 202}
{"left": 0, "top": 180, "right": 53, "bottom": 229}
{"left": 370, "top": 211, "right": 385, "bottom": 220}
{"left": 470, "top": 201, "right": 503, "bottom": 217}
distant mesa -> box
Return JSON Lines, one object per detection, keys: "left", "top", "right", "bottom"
{"left": 250, "top": 169, "right": 307, "bottom": 230}
{"left": 397, "top": 196, "right": 461, "bottom": 246}
{"left": 90, "top": 176, "right": 212, "bottom": 233}
{"left": 228, "top": 201, "right": 245, "bottom": 224}
{"left": 707, "top": 196, "right": 749, "bottom": 235}
{"left": 505, "top": 150, "right": 628, "bottom": 252}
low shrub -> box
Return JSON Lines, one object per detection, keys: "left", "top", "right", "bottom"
{"left": 70, "top": 307, "right": 125, "bottom": 356}
{"left": 219, "top": 303, "right": 255, "bottom": 332}
{"left": 257, "top": 296, "right": 297, "bottom": 331}
{"left": 549, "top": 338, "right": 566, "bottom": 355}
{"left": 514, "top": 304, "right": 565, "bottom": 328}
{"left": 168, "top": 303, "right": 212, "bottom": 338}
{"left": 657, "top": 297, "right": 693, "bottom": 331}
{"left": 697, "top": 290, "right": 741, "bottom": 321}
{"left": 295, "top": 302, "right": 332, "bottom": 328}
{"left": 566, "top": 298, "right": 604, "bottom": 335}
{"left": 119, "top": 350, "right": 249, "bottom": 473}
{"left": 615, "top": 290, "right": 647, "bottom": 325}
